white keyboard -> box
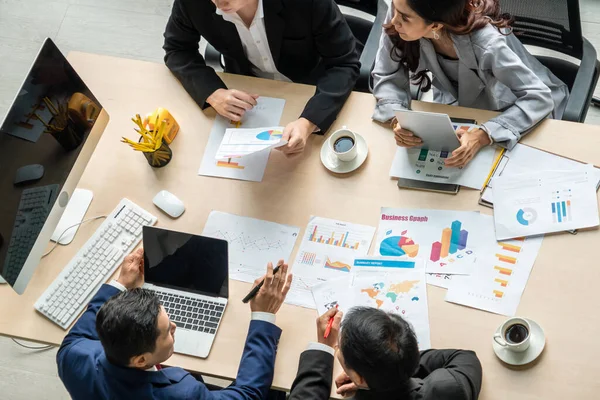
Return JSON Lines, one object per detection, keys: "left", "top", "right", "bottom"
{"left": 35, "top": 198, "right": 157, "bottom": 329}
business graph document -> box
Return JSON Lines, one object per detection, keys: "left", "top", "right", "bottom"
{"left": 493, "top": 168, "right": 600, "bottom": 240}
{"left": 311, "top": 276, "right": 355, "bottom": 316}
{"left": 286, "top": 216, "right": 376, "bottom": 309}
{"left": 214, "top": 127, "right": 287, "bottom": 160}
{"left": 446, "top": 215, "right": 543, "bottom": 316}
{"left": 198, "top": 97, "right": 285, "bottom": 182}
{"left": 389, "top": 146, "right": 497, "bottom": 189}
{"left": 377, "top": 208, "right": 482, "bottom": 275}
{"left": 353, "top": 269, "right": 431, "bottom": 349}
{"left": 202, "top": 211, "right": 299, "bottom": 283}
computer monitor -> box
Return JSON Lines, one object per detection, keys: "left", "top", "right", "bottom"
{"left": 0, "top": 38, "right": 109, "bottom": 294}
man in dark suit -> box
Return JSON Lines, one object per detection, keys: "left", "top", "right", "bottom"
{"left": 56, "top": 248, "right": 293, "bottom": 400}
{"left": 163, "top": 0, "right": 360, "bottom": 155}
{"left": 335, "top": 307, "right": 483, "bottom": 399}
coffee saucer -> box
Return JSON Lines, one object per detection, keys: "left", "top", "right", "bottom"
{"left": 492, "top": 318, "right": 546, "bottom": 366}
{"left": 320, "top": 132, "right": 368, "bottom": 174}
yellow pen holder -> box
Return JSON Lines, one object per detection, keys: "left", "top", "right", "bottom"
{"left": 143, "top": 108, "right": 179, "bottom": 144}
{"left": 139, "top": 138, "right": 172, "bottom": 168}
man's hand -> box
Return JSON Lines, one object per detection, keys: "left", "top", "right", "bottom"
{"left": 317, "top": 307, "right": 343, "bottom": 349}
{"left": 117, "top": 248, "right": 145, "bottom": 290}
{"left": 445, "top": 128, "right": 491, "bottom": 168}
{"left": 206, "top": 88, "right": 259, "bottom": 122}
{"left": 335, "top": 372, "right": 359, "bottom": 397}
{"left": 392, "top": 117, "right": 422, "bottom": 148}
{"left": 277, "top": 118, "right": 316, "bottom": 156}
{"left": 250, "top": 260, "right": 293, "bottom": 314}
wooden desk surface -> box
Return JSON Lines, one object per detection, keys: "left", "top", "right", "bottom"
{"left": 1, "top": 52, "right": 600, "bottom": 399}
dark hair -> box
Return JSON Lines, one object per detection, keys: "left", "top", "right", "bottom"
{"left": 384, "top": 0, "right": 514, "bottom": 91}
{"left": 96, "top": 288, "right": 161, "bottom": 366}
{"left": 340, "top": 307, "right": 420, "bottom": 391}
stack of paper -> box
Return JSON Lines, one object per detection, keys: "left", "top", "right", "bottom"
{"left": 493, "top": 167, "right": 600, "bottom": 240}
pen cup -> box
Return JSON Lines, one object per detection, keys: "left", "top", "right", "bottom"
{"left": 140, "top": 137, "right": 172, "bottom": 168}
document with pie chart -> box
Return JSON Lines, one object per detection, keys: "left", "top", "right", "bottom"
{"left": 214, "top": 127, "right": 286, "bottom": 160}
{"left": 493, "top": 168, "right": 599, "bottom": 240}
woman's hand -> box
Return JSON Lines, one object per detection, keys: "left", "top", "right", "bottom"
{"left": 445, "top": 128, "right": 491, "bottom": 168}
{"left": 392, "top": 118, "right": 422, "bottom": 148}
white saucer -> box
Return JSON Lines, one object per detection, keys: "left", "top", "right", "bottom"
{"left": 320, "top": 132, "right": 368, "bottom": 174}
{"left": 492, "top": 318, "right": 546, "bottom": 366}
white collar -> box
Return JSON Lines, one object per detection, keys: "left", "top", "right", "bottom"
{"left": 216, "top": 0, "right": 264, "bottom": 23}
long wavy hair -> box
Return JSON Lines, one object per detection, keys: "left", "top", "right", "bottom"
{"left": 384, "top": 0, "right": 514, "bottom": 91}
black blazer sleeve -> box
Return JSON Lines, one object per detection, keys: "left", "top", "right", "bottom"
{"left": 163, "top": 0, "right": 227, "bottom": 109}
{"left": 418, "top": 349, "right": 483, "bottom": 400}
{"left": 299, "top": 0, "right": 360, "bottom": 132}
{"left": 288, "top": 349, "right": 334, "bottom": 400}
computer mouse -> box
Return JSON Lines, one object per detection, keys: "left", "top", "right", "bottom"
{"left": 14, "top": 164, "right": 44, "bottom": 185}
{"left": 152, "top": 190, "right": 185, "bottom": 218}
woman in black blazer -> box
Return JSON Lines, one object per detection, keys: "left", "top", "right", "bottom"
{"left": 164, "top": 0, "right": 361, "bottom": 155}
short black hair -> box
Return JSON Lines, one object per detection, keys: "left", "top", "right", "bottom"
{"left": 96, "top": 288, "right": 161, "bottom": 366}
{"left": 340, "top": 307, "right": 420, "bottom": 391}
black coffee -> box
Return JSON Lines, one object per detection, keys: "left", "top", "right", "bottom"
{"left": 505, "top": 324, "right": 529, "bottom": 344}
{"left": 333, "top": 136, "right": 355, "bottom": 153}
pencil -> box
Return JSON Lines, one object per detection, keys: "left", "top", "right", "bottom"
{"left": 481, "top": 148, "right": 506, "bottom": 192}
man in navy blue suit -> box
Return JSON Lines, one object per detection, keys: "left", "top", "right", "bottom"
{"left": 56, "top": 248, "right": 292, "bottom": 399}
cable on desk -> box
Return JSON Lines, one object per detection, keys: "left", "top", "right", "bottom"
{"left": 42, "top": 215, "right": 107, "bottom": 258}
{"left": 11, "top": 338, "right": 53, "bottom": 350}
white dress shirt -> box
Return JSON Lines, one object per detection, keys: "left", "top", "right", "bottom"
{"left": 216, "top": 0, "right": 291, "bottom": 82}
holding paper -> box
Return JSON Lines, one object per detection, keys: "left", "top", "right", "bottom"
{"left": 215, "top": 127, "right": 287, "bottom": 160}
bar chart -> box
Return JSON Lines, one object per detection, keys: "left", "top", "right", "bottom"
{"left": 299, "top": 251, "right": 317, "bottom": 266}
{"left": 430, "top": 220, "right": 469, "bottom": 262}
{"left": 308, "top": 224, "right": 360, "bottom": 249}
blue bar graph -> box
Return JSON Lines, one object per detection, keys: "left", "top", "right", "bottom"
{"left": 557, "top": 202, "right": 562, "bottom": 222}
{"left": 449, "top": 220, "right": 461, "bottom": 254}
{"left": 562, "top": 201, "right": 566, "bottom": 217}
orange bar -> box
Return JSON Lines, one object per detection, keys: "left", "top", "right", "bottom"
{"left": 513, "top": 237, "right": 525, "bottom": 241}
{"left": 494, "top": 278, "right": 509, "bottom": 287}
{"left": 493, "top": 290, "right": 504, "bottom": 298}
{"left": 440, "top": 228, "right": 452, "bottom": 258}
{"left": 498, "top": 242, "right": 521, "bottom": 253}
{"left": 496, "top": 254, "right": 517, "bottom": 264}
{"left": 216, "top": 161, "right": 245, "bottom": 169}
{"left": 494, "top": 266, "right": 513, "bottom": 276}
{"left": 567, "top": 200, "right": 571, "bottom": 206}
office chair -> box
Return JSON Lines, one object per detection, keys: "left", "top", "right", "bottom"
{"left": 499, "top": 0, "right": 600, "bottom": 123}
{"left": 203, "top": 0, "right": 388, "bottom": 93}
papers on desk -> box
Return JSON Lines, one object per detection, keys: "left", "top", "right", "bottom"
{"left": 389, "top": 146, "right": 497, "bottom": 189}
{"left": 311, "top": 264, "right": 431, "bottom": 350}
{"left": 198, "top": 97, "right": 285, "bottom": 182}
{"left": 202, "top": 211, "right": 299, "bottom": 283}
{"left": 285, "top": 216, "right": 376, "bottom": 309}
{"left": 214, "top": 127, "right": 287, "bottom": 160}
{"left": 480, "top": 143, "right": 600, "bottom": 207}
{"left": 376, "top": 208, "right": 483, "bottom": 275}
{"left": 492, "top": 168, "right": 600, "bottom": 240}
{"left": 445, "top": 215, "right": 543, "bottom": 316}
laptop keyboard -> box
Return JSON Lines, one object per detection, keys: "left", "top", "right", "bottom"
{"left": 157, "top": 292, "right": 225, "bottom": 334}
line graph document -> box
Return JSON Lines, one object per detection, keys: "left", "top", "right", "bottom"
{"left": 202, "top": 211, "right": 300, "bottom": 283}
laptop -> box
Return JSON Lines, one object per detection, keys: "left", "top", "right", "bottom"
{"left": 142, "top": 226, "right": 229, "bottom": 358}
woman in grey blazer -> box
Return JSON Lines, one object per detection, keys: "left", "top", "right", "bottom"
{"left": 373, "top": 0, "right": 569, "bottom": 167}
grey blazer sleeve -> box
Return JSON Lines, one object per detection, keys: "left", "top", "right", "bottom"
{"left": 288, "top": 350, "right": 334, "bottom": 400}
{"left": 371, "top": 7, "right": 412, "bottom": 123}
{"left": 419, "top": 349, "right": 483, "bottom": 400}
{"left": 479, "top": 37, "right": 555, "bottom": 150}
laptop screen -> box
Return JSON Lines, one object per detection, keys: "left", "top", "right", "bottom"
{"left": 142, "top": 226, "right": 229, "bottom": 298}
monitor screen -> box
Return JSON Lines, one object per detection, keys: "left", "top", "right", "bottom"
{"left": 143, "top": 226, "right": 229, "bottom": 298}
{"left": 0, "top": 38, "right": 104, "bottom": 287}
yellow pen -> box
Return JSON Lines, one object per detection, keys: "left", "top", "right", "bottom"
{"left": 481, "top": 148, "right": 506, "bottom": 192}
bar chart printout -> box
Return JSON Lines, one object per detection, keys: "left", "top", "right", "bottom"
{"left": 446, "top": 215, "right": 544, "bottom": 316}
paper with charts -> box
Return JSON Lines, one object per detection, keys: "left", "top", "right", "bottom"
{"left": 377, "top": 208, "right": 482, "bottom": 275}
{"left": 353, "top": 269, "right": 431, "bottom": 349}
{"left": 493, "top": 168, "right": 600, "bottom": 240}
{"left": 214, "top": 127, "right": 287, "bottom": 160}
{"left": 389, "top": 145, "right": 497, "bottom": 189}
{"left": 311, "top": 276, "right": 355, "bottom": 316}
{"left": 198, "top": 97, "right": 286, "bottom": 182}
{"left": 201, "top": 211, "right": 299, "bottom": 283}
{"left": 286, "top": 217, "right": 376, "bottom": 309}
{"left": 446, "top": 215, "right": 543, "bottom": 316}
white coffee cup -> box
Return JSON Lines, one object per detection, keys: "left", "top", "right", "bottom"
{"left": 329, "top": 127, "right": 357, "bottom": 162}
{"left": 493, "top": 317, "right": 531, "bottom": 353}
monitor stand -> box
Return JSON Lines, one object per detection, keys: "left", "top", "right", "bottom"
{"left": 51, "top": 188, "right": 94, "bottom": 245}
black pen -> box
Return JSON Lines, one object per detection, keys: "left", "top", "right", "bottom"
{"left": 242, "top": 264, "right": 282, "bottom": 303}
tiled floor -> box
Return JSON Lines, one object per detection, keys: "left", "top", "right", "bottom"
{"left": 1, "top": 1, "right": 600, "bottom": 398}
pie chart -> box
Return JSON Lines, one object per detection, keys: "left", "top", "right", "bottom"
{"left": 256, "top": 130, "right": 283, "bottom": 141}
{"left": 516, "top": 208, "right": 537, "bottom": 226}
{"left": 379, "top": 236, "right": 419, "bottom": 257}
